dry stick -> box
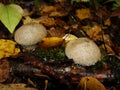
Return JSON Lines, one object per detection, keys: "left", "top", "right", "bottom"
{"left": 20, "top": 53, "right": 73, "bottom": 89}
{"left": 10, "top": 62, "right": 41, "bottom": 75}
{"left": 15, "top": 53, "right": 119, "bottom": 89}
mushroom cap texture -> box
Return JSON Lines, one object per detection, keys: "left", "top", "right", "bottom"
{"left": 14, "top": 23, "right": 47, "bottom": 46}
{"left": 65, "top": 38, "right": 101, "bottom": 66}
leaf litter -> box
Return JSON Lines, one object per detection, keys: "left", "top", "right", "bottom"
{"left": 0, "top": 0, "right": 120, "bottom": 90}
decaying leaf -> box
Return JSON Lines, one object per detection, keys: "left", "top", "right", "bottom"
{"left": 23, "top": 16, "right": 56, "bottom": 27}
{"left": 76, "top": 8, "right": 91, "bottom": 20}
{"left": 22, "top": 16, "right": 39, "bottom": 24}
{"left": 40, "top": 37, "right": 64, "bottom": 48}
{"left": 104, "top": 18, "right": 111, "bottom": 26}
{"left": 102, "top": 34, "right": 113, "bottom": 46}
{"left": 23, "top": 9, "right": 33, "bottom": 17}
{"left": 78, "top": 76, "right": 106, "bottom": 90}
{"left": 86, "top": 25, "right": 103, "bottom": 41}
{"left": 38, "top": 16, "right": 56, "bottom": 27}
{"left": 0, "top": 58, "right": 10, "bottom": 82}
{"left": 49, "top": 10, "right": 68, "bottom": 17}
{"left": 0, "top": 3, "right": 23, "bottom": 33}
{"left": 0, "top": 39, "right": 20, "bottom": 59}
{"left": 113, "top": 45, "right": 120, "bottom": 59}
{"left": 40, "top": 4, "right": 56, "bottom": 14}
{"left": 47, "top": 27, "right": 65, "bottom": 37}
{"left": 100, "top": 44, "right": 115, "bottom": 55}
{"left": 99, "top": 34, "right": 115, "bottom": 55}
{"left": 0, "top": 83, "right": 37, "bottom": 90}
{"left": 40, "top": 4, "right": 69, "bottom": 17}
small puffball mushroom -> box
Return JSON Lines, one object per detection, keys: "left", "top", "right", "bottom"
{"left": 14, "top": 23, "right": 47, "bottom": 46}
{"left": 65, "top": 37, "right": 101, "bottom": 66}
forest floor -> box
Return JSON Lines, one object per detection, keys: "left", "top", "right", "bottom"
{"left": 0, "top": 0, "right": 120, "bottom": 90}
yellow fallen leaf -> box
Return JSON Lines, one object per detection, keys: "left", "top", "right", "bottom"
{"left": 78, "top": 76, "right": 106, "bottom": 90}
{"left": 40, "top": 37, "right": 64, "bottom": 48}
{"left": 0, "top": 39, "right": 20, "bottom": 59}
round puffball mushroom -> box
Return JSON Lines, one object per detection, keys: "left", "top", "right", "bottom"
{"left": 14, "top": 23, "right": 47, "bottom": 46}
{"left": 65, "top": 37, "right": 101, "bottom": 66}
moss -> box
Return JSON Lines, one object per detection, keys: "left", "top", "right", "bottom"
{"left": 28, "top": 45, "right": 66, "bottom": 62}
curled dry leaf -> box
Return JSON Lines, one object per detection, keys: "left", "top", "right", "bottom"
{"left": 0, "top": 58, "right": 10, "bottom": 82}
{"left": 78, "top": 76, "right": 106, "bottom": 90}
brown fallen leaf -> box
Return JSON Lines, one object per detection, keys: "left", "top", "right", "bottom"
{"left": 100, "top": 44, "right": 115, "bottom": 55}
{"left": 86, "top": 25, "right": 103, "bottom": 41}
{"left": 0, "top": 58, "right": 10, "bottom": 82}
{"left": 40, "top": 4, "right": 69, "bottom": 17}
{"left": 77, "top": 76, "right": 106, "bottom": 90}
{"left": 47, "top": 27, "right": 65, "bottom": 37}
{"left": 23, "top": 16, "right": 56, "bottom": 27}
{"left": 113, "top": 45, "right": 120, "bottom": 59}
{"left": 0, "top": 83, "right": 37, "bottom": 90}
{"left": 40, "top": 4, "right": 56, "bottom": 14}
{"left": 104, "top": 18, "right": 111, "bottom": 26}
{"left": 38, "top": 16, "right": 56, "bottom": 27}
{"left": 76, "top": 8, "right": 91, "bottom": 20}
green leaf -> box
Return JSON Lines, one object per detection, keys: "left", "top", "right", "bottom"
{"left": 0, "top": 3, "right": 23, "bottom": 33}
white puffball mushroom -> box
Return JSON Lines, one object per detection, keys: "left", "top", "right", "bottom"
{"left": 65, "top": 37, "right": 101, "bottom": 66}
{"left": 14, "top": 23, "right": 47, "bottom": 46}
